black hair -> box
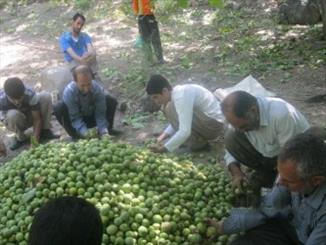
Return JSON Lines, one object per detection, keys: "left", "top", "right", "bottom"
{"left": 72, "top": 12, "right": 86, "bottom": 22}
{"left": 28, "top": 196, "right": 103, "bottom": 245}
{"left": 221, "top": 90, "right": 258, "bottom": 118}
{"left": 4, "top": 77, "right": 25, "bottom": 99}
{"left": 146, "top": 74, "right": 172, "bottom": 95}
{"left": 72, "top": 65, "right": 93, "bottom": 82}
{"left": 278, "top": 132, "right": 326, "bottom": 179}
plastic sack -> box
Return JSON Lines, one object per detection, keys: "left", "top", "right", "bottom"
{"left": 134, "top": 35, "right": 144, "bottom": 49}
{"left": 214, "top": 75, "right": 276, "bottom": 101}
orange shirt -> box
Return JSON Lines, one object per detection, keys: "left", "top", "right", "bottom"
{"left": 132, "top": 0, "right": 154, "bottom": 15}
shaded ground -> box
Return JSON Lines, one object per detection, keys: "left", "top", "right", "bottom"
{"left": 0, "top": 0, "right": 325, "bottom": 164}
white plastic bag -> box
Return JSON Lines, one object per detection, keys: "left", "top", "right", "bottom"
{"left": 214, "top": 75, "right": 276, "bottom": 101}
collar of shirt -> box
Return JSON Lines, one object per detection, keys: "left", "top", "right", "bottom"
{"left": 303, "top": 181, "right": 326, "bottom": 210}
{"left": 66, "top": 31, "right": 83, "bottom": 41}
{"left": 256, "top": 97, "right": 269, "bottom": 127}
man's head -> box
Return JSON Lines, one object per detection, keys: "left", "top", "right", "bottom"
{"left": 146, "top": 74, "right": 172, "bottom": 106}
{"left": 221, "top": 91, "right": 259, "bottom": 132}
{"left": 72, "top": 13, "right": 86, "bottom": 36}
{"left": 28, "top": 196, "right": 103, "bottom": 245}
{"left": 4, "top": 77, "right": 26, "bottom": 106}
{"left": 277, "top": 133, "right": 326, "bottom": 194}
{"left": 72, "top": 65, "right": 93, "bottom": 94}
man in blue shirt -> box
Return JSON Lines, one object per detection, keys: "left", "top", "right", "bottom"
{"left": 53, "top": 65, "right": 120, "bottom": 139}
{"left": 208, "top": 132, "right": 326, "bottom": 245}
{"left": 0, "top": 77, "right": 59, "bottom": 150}
{"left": 59, "top": 13, "right": 99, "bottom": 77}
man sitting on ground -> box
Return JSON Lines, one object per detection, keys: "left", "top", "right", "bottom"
{"left": 54, "top": 65, "right": 120, "bottom": 139}
{"left": 59, "top": 13, "right": 99, "bottom": 79}
{"left": 28, "top": 196, "right": 103, "bottom": 245}
{"left": 208, "top": 132, "right": 326, "bottom": 245}
{"left": 0, "top": 77, "right": 58, "bottom": 150}
{"left": 146, "top": 74, "right": 224, "bottom": 153}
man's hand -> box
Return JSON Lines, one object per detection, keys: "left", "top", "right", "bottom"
{"left": 232, "top": 171, "right": 248, "bottom": 191}
{"left": 149, "top": 143, "right": 167, "bottom": 153}
{"left": 228, "top": 162, "right": 247, "bottom": 190}
{"left": 205, "top": 219, "right": 224, "bottom": 240}
{"left": 157, "top": 132, "right": 169, "bottom": 144}
{"left": 0, "top": 139, "right": 7, "bottom": 157}
{"left": 81, "top": 53, "right": 95, "bottom": 63}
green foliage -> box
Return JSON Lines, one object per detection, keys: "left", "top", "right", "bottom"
{"left": 74, "top": 0, "right": 90, "bottom": 10}
{"left": 122, "top": 112, "right": 152, "bottom": 129}
{"left": 177, "top": 0, "right": 188, "bottom": 8}
{"left": 209, "top": 0, "right": 223, "bottom": 8}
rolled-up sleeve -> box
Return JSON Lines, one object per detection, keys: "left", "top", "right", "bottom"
{"left": 163, "top": 124, "right": 175, "bottom": 136}
{"left": 224, "top": 150, "right": 237, "bottom": 166}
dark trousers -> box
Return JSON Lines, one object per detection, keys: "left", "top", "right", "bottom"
{"left": 225, "top": 130, "right": 277, "bottom": 188}
{"left": 138, "top": 15, "right": 163, "bottom": 61}
{"left": 53, "top": 94, "right": 117, "bottom": 138}
{"left": 230, "top": 218, "right": 302, "bottom": 245}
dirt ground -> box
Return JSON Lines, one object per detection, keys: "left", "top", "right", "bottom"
{"left": 0, "top": 0, "right": 325, "bottom": 164}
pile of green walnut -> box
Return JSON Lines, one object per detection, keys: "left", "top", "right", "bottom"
{"left": 0, "top": 138, "right": 240, "bottom": 245}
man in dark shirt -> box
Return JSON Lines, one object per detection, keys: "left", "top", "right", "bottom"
{"left": 0, "top": 77, "right": 59, "bottom": 150}
{"left": 53, "top": 65, "right": 120, "bottom": 139}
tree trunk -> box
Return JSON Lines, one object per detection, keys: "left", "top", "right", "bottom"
{"left": 321, "top": 0, "right": 326, "bottom": 39}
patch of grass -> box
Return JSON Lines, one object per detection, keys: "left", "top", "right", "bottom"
{"left": 74, "top": 0, "right": 90, "bottom": 10}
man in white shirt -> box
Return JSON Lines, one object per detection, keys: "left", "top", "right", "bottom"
{"left": 146, "top": 74, "right": 224, "bottom": 153}
{"left": 221, "top": 91, "right": 310, "bottom": 189}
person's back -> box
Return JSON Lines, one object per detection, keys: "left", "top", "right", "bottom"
{"left": 172, "top": 84, "right": 223, "bottom": 121}
{"left": 28, "top": 196, "right": 103, "bottom": 245}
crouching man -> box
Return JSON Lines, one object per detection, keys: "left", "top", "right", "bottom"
{"left": 146, "top": 74, "right": 224, "bottom": 153}
{"left": 0, "top": 77, "right": 58, "bottom": 150}
{"left": 54, "top": 65, "right": 120, "bottom": 139}
{"left": 208, "top": 132, "right": 326, "bottom": 245}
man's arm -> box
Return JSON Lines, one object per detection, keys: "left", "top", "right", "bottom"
{"left": 85, "top": 43, "right": 95, "bottom": 57}
{"left": 224, "top": 150, "right": 247, "bottom": 188}
{"left": 221, "top": 185, "right": 291, "bottom": 234}
{"left": 63, "top": 89, "right": 88, "bottom": 136}
{"left": 164, "top": 93, "right": 195, "bottom": 152}
{"left": 66, "top": 48, "right": 84, "bottom": 64}
{"left": 157, "top": 124, "right": 174, "bottom": 143}
{"left": 228, "top": 161, "right": 247, "bottom": 188}
{"left": 276, "top": 106, "right": 309, "bottom": 147}
{"left": 305, "top": 215, "right": 326, "bottom": 245}
{"left": 31, "top": 110, "right": 42, "bottom": 142}
{"left": 93, "top": 85, "right": 108, "bottom": 136}
{"left": 82, "top": 34, "right": 95, "bottom": 61}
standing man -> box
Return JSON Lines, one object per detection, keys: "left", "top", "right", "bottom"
{"left": 0, "top": 77, "right": 58, "bottom": 150}
{"left": 53, "top": 65, "right": 120, "bottom": 139}
{"left": 207, "top": 133, "right": 326, "bottom": 245}
{"left": 59, "top": 13, "right": 99, "bottom": 78}
{"left": 146, "top": 74, "right": 224, "bottom": 153}
{"left": 221, "top": 91, "right": 310, "bottom": 189}
{"left": 132, "top": 0, "right": 164, "bottom": 65}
